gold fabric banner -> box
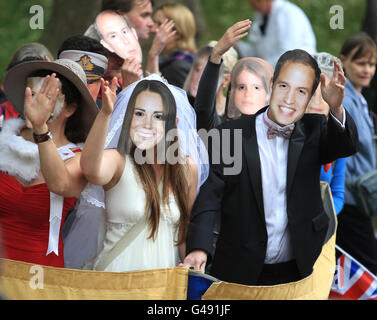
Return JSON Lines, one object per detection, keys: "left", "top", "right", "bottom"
{"left": 0, "top": 182, "right": 336, "bottom": 300}
{"left": 202, "top": 181, "right": 337, "bottom": 300}
{"left": 0, "top": 262, "right": 188, "bottom": 300}
{"left": 202, "top": 234, "right": 336, "bottom": 300}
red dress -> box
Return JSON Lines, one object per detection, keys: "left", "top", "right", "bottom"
{"left": 1, "top": 101, "right": 19, "bottom": 121}
{"left": 0, "top": 172, "right": 77, "bottom": 267}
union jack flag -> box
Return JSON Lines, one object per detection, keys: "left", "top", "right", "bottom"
{"left": 330, "top": 245, "right": 377, "bottom": 300}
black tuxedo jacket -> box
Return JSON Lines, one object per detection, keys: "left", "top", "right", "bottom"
{"left": 187, "top": 107, "right": 359, "bottom": 285}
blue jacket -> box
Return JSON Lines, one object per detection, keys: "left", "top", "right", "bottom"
{"left": 342, "top": 80, "right": 376, "bottom": 206}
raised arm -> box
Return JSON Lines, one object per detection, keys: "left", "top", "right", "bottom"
{"left": 210, "top": 20, "right": 251, "bottom": 65}
{"left": 80, "top": 78, "right": 122, "bottom": 187}
{"left": 321, "top": 60, "right": 346, "bottom": 123}
{"left": 25, "top": 74, "right": 86, "bottom": 198}
{"left": 146, "top": 19, "right": 176, "bottom": 75}
{"left": 319, "top": 61, "right": 359, "bottom": 163}
{"left": 195, "top": 20, "right": 251, "bottom": 131}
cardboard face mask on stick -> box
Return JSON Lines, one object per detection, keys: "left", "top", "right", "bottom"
{"left": 95, "top": 10, "right": 143, "bottom": 64}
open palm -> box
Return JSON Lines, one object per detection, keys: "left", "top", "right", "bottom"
{"left": 321, "top": 60, "right": 346, "bottom": 112}
{"left": 101, "top": 77, "right": 118, "bottom": 116}
{"left": 212, "top": 19, "right": 251, "bottom": 62}
{"left": 24, "top": 74, "right": 60, "bottom": 128}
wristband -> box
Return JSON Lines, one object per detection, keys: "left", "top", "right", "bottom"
{"left": 33, "top": 131, "right": 53, "bottom": 144}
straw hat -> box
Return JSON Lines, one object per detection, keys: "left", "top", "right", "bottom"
{"left": 4, "top": 59, "right": 99, "bottom": 136}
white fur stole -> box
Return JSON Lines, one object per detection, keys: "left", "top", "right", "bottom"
{"left": 0, "top": 118, "right": 40, "bottom": 183}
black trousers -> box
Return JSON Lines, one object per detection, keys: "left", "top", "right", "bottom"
{"left": 337, "top": 204, "right": 377, "bottom": 275}
{"left": 256, "top": 260, "right": 302, "bottom": 286}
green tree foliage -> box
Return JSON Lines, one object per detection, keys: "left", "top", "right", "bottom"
{"left": 0, "top": 0, "right": 53, "bottom": 81}
{"left": 0, "top": 0, "right": 368, "bottom": 82}
{"left": 200, "top": 0, "right": 365, "bottom": 56}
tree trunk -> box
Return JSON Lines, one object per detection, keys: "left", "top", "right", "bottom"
{"left": 362, "top": 0, "right": 377, "bottom": 40}
{"left": 39, "top": 0, "right": 103, "bottom": 57}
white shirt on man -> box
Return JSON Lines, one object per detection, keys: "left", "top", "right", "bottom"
{"left": 256, "top": 110, "right": 294, "bottom": 263}
{"left": 237, "top": 0, "right": 317, "bottom": 67}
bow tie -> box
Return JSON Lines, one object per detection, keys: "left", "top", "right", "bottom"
{"left": 267, "top": 126, "right": 294, "bottom": 139}
{"left": 263, "top": 112, "right": 294, "bottom": 139}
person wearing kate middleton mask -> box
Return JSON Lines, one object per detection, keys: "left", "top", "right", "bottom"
{"left": 181, "top": 49, "right": 358, "bottom": 288}
{"left": 78, "top": 76, "right": 208, "bottom": 272}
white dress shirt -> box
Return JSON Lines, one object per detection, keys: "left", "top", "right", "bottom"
{"left": 237, "top": 0, "right": 317, "bottom": 67}
{"left": 256, "top": 110, "right": 294, "bottom": 263}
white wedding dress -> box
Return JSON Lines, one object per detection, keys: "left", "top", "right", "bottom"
{"left": 88, "top": 156, "right": 181, "bottom": 272}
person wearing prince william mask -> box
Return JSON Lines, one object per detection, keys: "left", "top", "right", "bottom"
{"left": 181, "top": 49, "right": 359, "bottom": 288}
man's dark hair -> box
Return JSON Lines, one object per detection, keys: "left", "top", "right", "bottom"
{"left": 272, "top": 49, "right": 321, "bottom": 96}
{"left": 57, "top": 35, "right": 107, "bottom": 58}
{"left": 101, "top": 0, "right": 153, "bottom": 13}
{"left": 102, "top": 0, "right": 134, "bottom": 13}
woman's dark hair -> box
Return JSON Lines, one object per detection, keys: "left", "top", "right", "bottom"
{"left": 117, "top": 80, "right": 190, "bottom": 245}
{"left": 27, "top": 70, "right": 85, "bottom": 143}
{"left": 273, "top": 49, "right": 321, "bottom": 96}
{"left": 102, "top": 0, "right": 154, "bottom": 12}
{"left": 340, "top": 32, "right": 377, "bottom": 62}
